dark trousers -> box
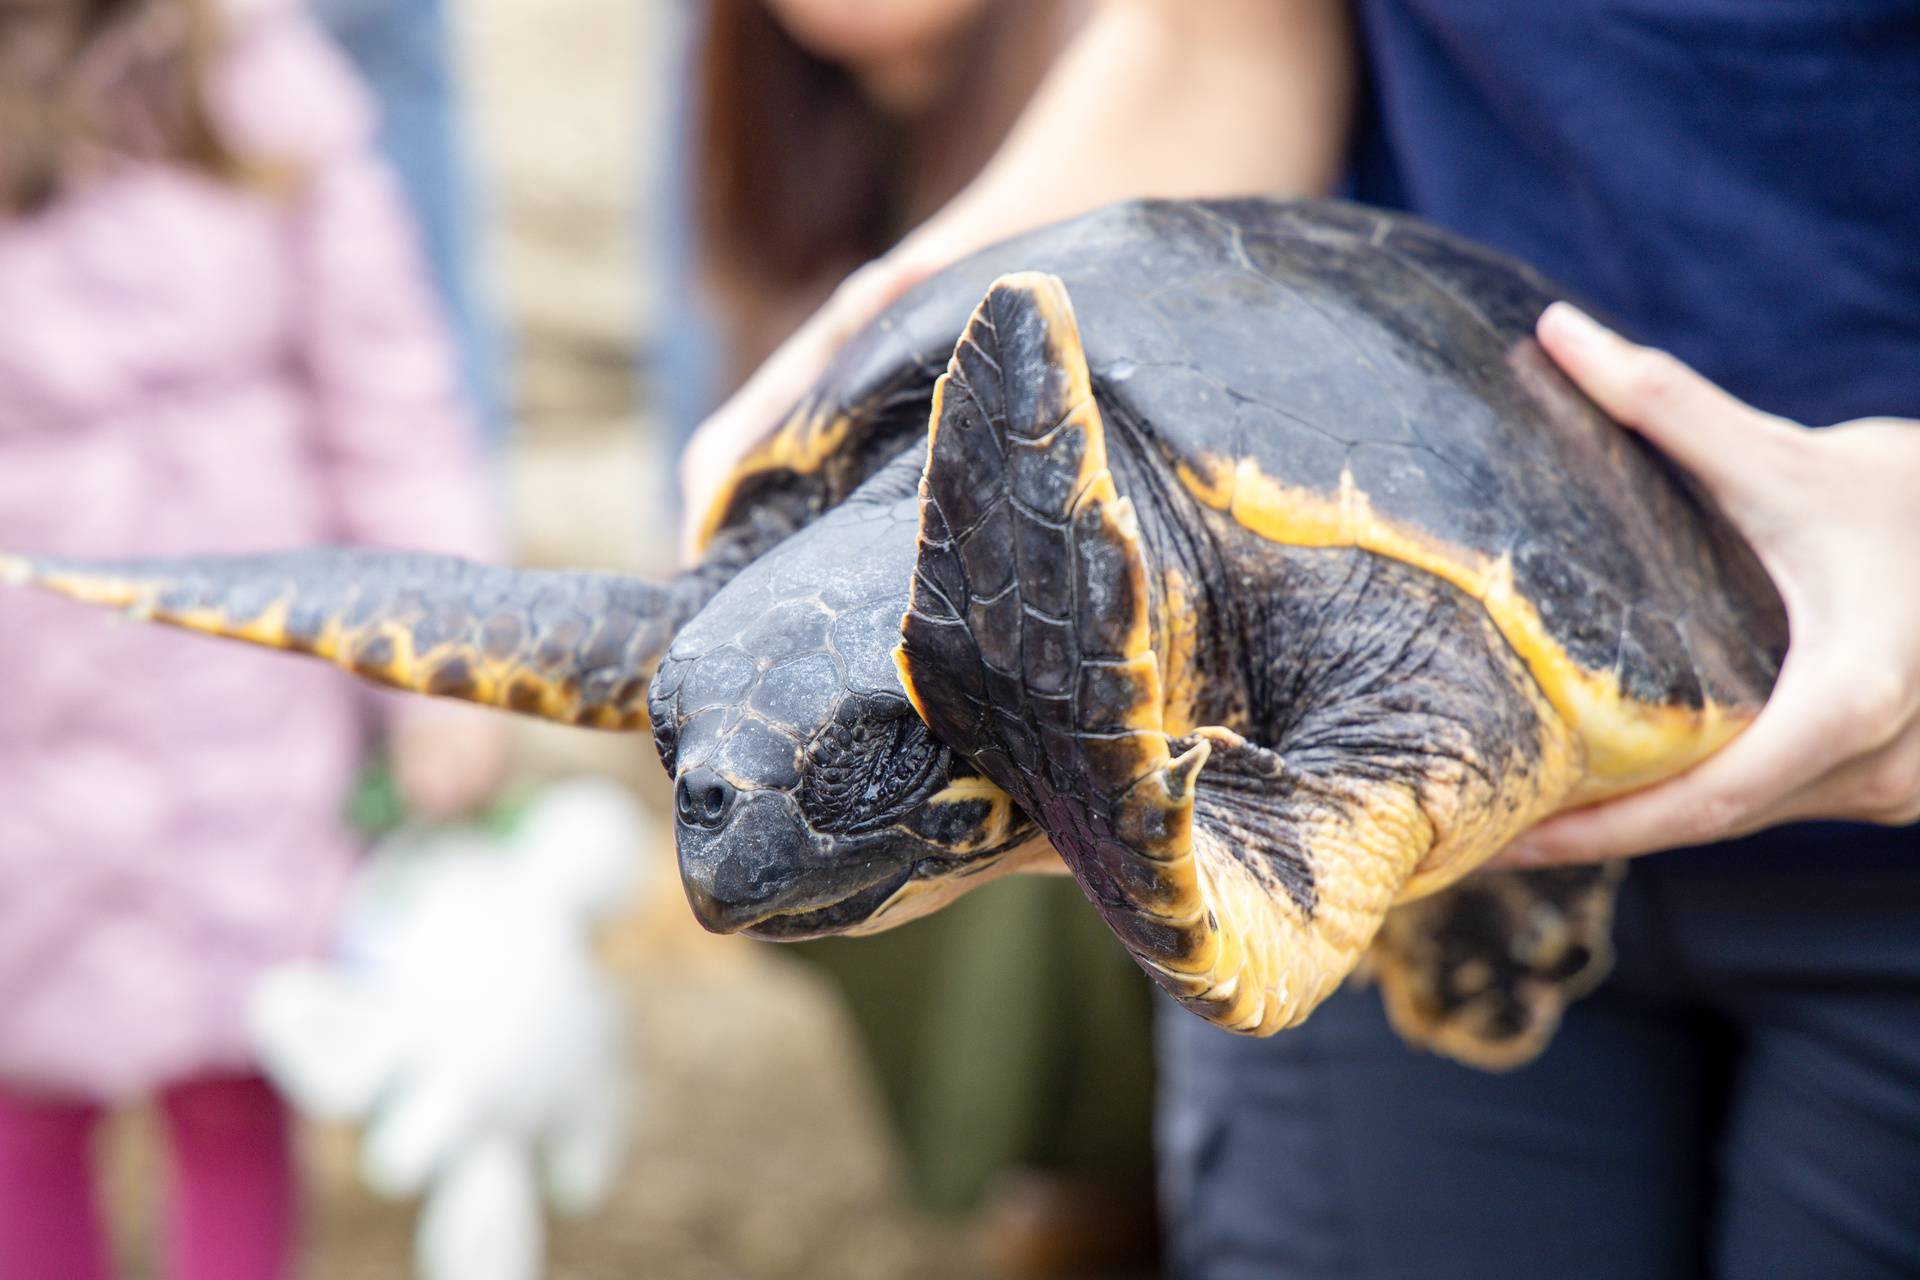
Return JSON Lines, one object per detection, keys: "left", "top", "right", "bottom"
{"left": 1157, "top": 825, "right": 1920, "bottom": 1280}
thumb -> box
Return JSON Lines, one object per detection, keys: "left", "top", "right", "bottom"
{"left": 1537, "top": 302, "right": 1797, "bottom": 512}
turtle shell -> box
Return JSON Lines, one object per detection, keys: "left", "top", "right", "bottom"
{"left": 750, "top": 198, "right": 1780, "bottom": 793}
{"left": 696, "top": 201, "right": 1363, "bottom": 540}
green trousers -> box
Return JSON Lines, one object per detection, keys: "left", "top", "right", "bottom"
{"left": 791, "top": 874, "right": 1155, "bottom": 1211}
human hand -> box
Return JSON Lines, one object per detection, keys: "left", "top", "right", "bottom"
{"left": 388, "top": 701, "right": 512, "bottom": 821}
{"left": 1496, "top": 303, "right": 1920, "bottom": 866}
{"left": 677, "top": 251, "right": 939, "bottom": 559}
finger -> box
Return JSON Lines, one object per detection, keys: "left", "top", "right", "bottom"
{"left": 1495, "top": 648, "right": 1858, "bottom": 865}
{"left": 1763, "top": 723, "right": 1920, "bottom": 829}
{"left": 1537, "top": 303, "right": 1798, "bottom": 511}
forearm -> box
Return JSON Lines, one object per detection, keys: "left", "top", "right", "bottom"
{"left": 898, "top": 0, "right": 1356, "bottom": 267}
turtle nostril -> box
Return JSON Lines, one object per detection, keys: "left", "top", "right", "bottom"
{"left": 675, "top": 767, "right": 735, "bottom": 830}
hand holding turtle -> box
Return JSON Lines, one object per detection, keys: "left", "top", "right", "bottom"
{"left": 1499, "top": 304, "right": 1920, "bottom": 866}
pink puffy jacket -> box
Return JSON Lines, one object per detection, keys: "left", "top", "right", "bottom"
{"left": 0, "top": 0, "right": 497, "bottom": 1098}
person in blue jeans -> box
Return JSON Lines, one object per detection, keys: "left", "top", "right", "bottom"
{"left": 677, "top": 3, "right": 1920, "bottom": 1275}
{"left": 314, "top": 0, "right": 510, "bottom": 443}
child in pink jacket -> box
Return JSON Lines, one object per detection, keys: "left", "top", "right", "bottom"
{"left": 0, "top": 1, "right": 503, "bottom": 1275}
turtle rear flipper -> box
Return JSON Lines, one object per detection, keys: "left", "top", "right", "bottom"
{"left": 0, "top": 549, "right": 691, "bottom": 729}
{"left": 899, "top": 273, "right": 1587, "bottom": 1040}
{"left": 1366, "top": 864, "right": 1622, "bottom": 1070}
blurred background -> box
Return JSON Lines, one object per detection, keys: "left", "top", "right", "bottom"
{"left": 0, "top": 0, "right": 1157, "bottom": 1276}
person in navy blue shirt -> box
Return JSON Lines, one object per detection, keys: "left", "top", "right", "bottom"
{"left": 678, "top": 3, "right": 1920, "bottom": 1274}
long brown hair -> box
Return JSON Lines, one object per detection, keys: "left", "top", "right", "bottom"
{"left": 694, "top": 0, "right": 907, "bottom": 291}
{"left": 0, "top": 0, "right": 247, "bottom": 216}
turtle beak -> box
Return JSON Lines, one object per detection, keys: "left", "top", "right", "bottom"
{"left": 672, "top": 785, "right": 825, "bottom": 933}
{"left": 673, "top": 782, "right": 810, "bottom": 934}
{"left": 670, "top": 778, "right": 918, "bottom": 937}
{"left": 681, "top": 881, "right": 761, "bottom": 936}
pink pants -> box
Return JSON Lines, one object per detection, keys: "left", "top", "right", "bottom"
{"left": 0, "top": 1074, "right": 295, "bottom": 1280}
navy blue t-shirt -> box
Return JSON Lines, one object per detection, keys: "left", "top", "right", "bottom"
{"left": 1346, "top": 0, "right": 1920, "bottom": 860}
{"left": 1349, "top": 0, "right": 1920, "bottom": 426}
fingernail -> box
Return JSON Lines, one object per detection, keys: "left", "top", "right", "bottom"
{"left": 1541, "top": 301, "right": 1612, "bottom": 349}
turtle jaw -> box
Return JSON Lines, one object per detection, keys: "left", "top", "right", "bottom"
{"left": 670, "top": 767, "right": 1044, "bottom": 939}
{"left": 672, "top": 785, "right": 915, "bottom": 936}
{"left": 678, "top": 831, "right": 917, "bottom": 939}
{"left": 728, "top": 835, "right": 1055, "bottom": 941}
{"left": 671, "top": 786, "right": 1011, "bottom": 939}
{"left": 732, "top": 863, "right": 918, "bottom": 940}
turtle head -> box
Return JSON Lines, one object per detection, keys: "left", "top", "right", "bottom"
{"left": 649, "top": 473, "right": 1039, "bottom": 940}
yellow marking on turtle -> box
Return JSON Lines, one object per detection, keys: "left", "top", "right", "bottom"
{"left": 1097, "top": 652, "right": 1166, "bottom": 736}
{"left": 1158, "top": 567, "right": 1204, "bottom": 735}
{"left": 10, "top": 566, "right": 320, "bottom": 658}
{"left": 211, "top": 598, "right": 296, "bottom": 648}
{"left": 7, "top": 558, "right": 647, "bottom": 730}
{"left": 895, "top": 646, "right": 936, "bottom": 737}
{"left": 1173, "top": 781, "right": 1428, "bottom": 1033}
{"left": 894, "top": 376, "right": 951, "bottom": 730}
{"left": 920, "top": 773, "right": 1020, "bottom": 855}
{"left": 1020, "top": 269, "right": 1097, "bottom": 407}
{"left": 9, "top": 567, "right": 149, "bottom": 610}
{"left": 1177, "top": 452, "right": 1748, "bottom": 798}
{"left": 696, "top": 398, "right": 857, "bottom": 553}
{"left": 843, "top": 834, "right": 1060, "bottom": 936}
{"left": 1090, "top": 486, "right": 1155, "bottom": 662}
{"left": 11, "top": 569, "right": 306, "bottom": 657}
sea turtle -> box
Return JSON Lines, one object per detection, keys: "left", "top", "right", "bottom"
{"left": 0, "top": 198, "right": 1785, "bottom": 1067}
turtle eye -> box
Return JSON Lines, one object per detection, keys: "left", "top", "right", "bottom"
{"left": 799, "top": 704, "right": 948, "bottom": 835}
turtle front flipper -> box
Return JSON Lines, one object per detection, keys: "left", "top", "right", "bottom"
{"left": 0, "top": 549, "right": 688, "bottom": 729}
{"left": 895, "top": 273, "right": 1410, "bottom": 1032}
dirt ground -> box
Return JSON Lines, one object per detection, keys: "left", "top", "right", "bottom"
{"left": 102, "top": 2, "right": 1004, "bottom": 1275}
